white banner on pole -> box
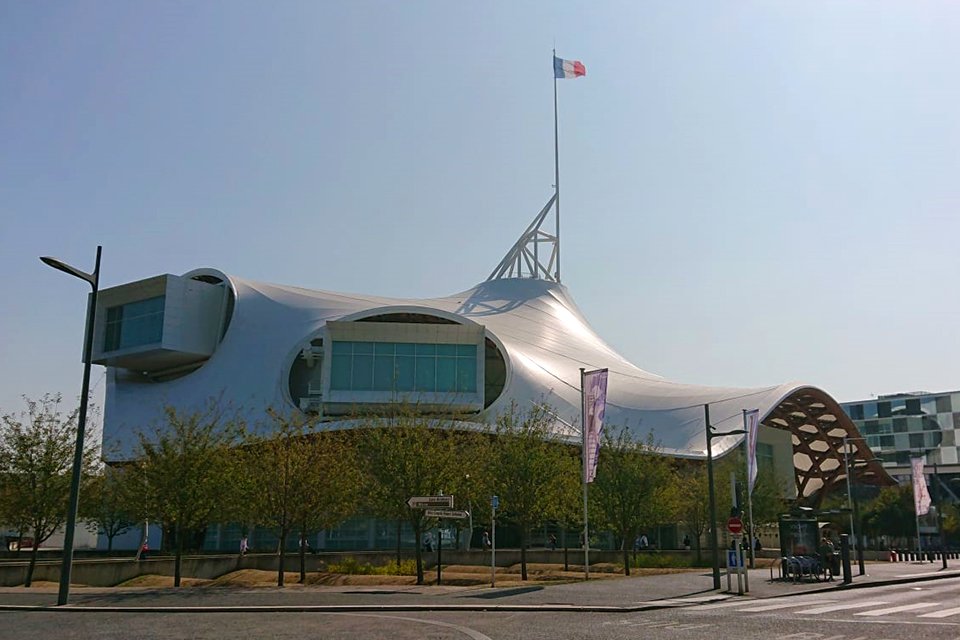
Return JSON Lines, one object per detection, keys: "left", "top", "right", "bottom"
{"left": 744, "top": 409, "right": 760, "bottom": 495}
{"left": 583, "top": 368, "right": 608, "bottom": 483}
{"left": 911, "top": 457, "right": 931, "bottom": 516}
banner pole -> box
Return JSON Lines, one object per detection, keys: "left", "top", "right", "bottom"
{"left": 580, "top": 367, "right": 589, "bottom": 579}
{"left": 553, "top": 49, "right": 561, "bottom": 282}
{"left": 744, "top": 409, "right": 756, "bottom": 569}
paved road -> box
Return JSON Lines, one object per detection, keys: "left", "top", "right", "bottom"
{"left": 3, "top": 576, "right": 959, "bottom": 639}
{"left": 3, "top": 562, "right": 960, "bottom": 639}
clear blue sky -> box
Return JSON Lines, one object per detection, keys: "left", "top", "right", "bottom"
{"left": 2, "top": 1, "right": 959, "bottom": 421}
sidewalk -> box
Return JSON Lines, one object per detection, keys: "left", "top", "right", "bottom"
{"left": 1, "top": 560, "right": 958, "bottom": 612}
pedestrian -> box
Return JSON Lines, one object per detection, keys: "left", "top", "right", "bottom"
{"left": 548, "top": 534, "right": 557, "bottom": 551}
{"left": 682, "top": 534, "right": 691, "bottom": 550}
{"left": 240, "top": 535, "right": 249, "bottom": 556}
{"left": 639, "top": 533, "right": 649, "bottom": 550}
{"left": 818, "top": 534, "right": 836, "bottom": 580}
{"left": 140, "top": 540, "right": 149, "bottom": 561}
{"left": 424, "top": 532, "right": 433, "bottom": 552}
{"left": 482, "top": 530, "right": 491, "bottom": 550}
{"left": 753, "top": 535, "right": 762, "bottom": 552}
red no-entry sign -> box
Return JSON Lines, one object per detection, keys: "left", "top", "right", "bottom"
{"left": 727, "top": 517, "right": 743, "bottom": 534}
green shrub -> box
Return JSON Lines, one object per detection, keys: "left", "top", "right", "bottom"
{"left": 627, "top": 553, "right": 695, "bottom": 569}
{"left": 325, "top": 557, "right": 418, "bottom": 576}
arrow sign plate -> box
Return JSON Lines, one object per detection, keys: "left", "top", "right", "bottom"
{"left": 407, "top": 495, "right": 454, "bottom": 509}
{"left": 424, "top": 509, "right": 469, "bottom": 519}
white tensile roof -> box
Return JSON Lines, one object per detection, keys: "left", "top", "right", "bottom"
{"left": 105, "top": 267, "right": 891, "bottom": 500}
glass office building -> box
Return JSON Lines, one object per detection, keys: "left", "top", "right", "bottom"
{"left": 840, "top": 391, "right": 960, "bottom": 500}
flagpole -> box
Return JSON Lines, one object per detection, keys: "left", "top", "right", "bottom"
{"left": 580, "top": 367, "right": 589, "bottom": 579}
{"left": 553, "top": 49, "right": 561, "bottom": 282}
{"left": 913, "top": 455, "right": 924, "bottom": 561}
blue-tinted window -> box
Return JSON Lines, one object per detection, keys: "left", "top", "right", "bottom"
{"left": 329, "top": 340, "right": 478, "bottom": 394}
{"left": 457, "top": 357, "right": 477, "bottom": 392}
{"left": 436, "top": 357, "right": 457, "bottom": 392}
{"left": 373, "top": 355, "right": 394, "bottom": 389}
{"left": 103, "top": 296, "right": 165, "bottom": 351}
{"left": 330, "top": 353, "right": 352, "bottom": 389}
{"left": 352, "top": 355, "right": 374, "bottom": 390}
{"left": 414, "top": 357, "right": 435, "bottom": 391}
{"left": 395, "top": 355, "right": 415, "bottom": 391}
{"left": 848, "top": 404, "right": 864, "bottom": 420}
{"left": 877, "top": 402, "right": 892, "bottom": 418}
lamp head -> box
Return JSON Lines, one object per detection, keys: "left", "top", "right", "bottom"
{"left": 40, "top": 256, "right": 95, "bottom": 286}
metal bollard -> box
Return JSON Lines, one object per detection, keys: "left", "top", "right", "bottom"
{"left": 840, "top": 534, "right": 852, "bottom": 584}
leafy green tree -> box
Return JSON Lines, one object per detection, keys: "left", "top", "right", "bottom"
{"left": 80, "top": 465, "right": 137, "bottom": 552}
{"left": 488, "top": 403, "right": 576, "bottom": 581}
{"left": 593, "top": 426, "right": 678, "bottom": 574}
{"left": 359, "top": 405, "right": 482, "bottom": 585}
{"left": 862, "top": 485, "right": 915, "bottom": 541}
{"left": 0, "top": 394, "right": 98, "bottom": 586}
{"left": 243, "top": 411, "right": 367, "bottom": 586}
{"left": 290, "top": 429, "right": 365, "bottom": 583}
{"left": 241, "top": 410, "right": 311, "bottom": 587}
{"left": 676, "top": 461, "right": 710, "bottom": 563}
{"left": 132, "top": 403, "right": 242, "bottom": 587}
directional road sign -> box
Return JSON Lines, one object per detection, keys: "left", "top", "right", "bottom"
{"left": 407, "top": 495, "right": 453, "bottom": 509}
{"left": 424, "top": 509, "right": 469, "bottom": 519}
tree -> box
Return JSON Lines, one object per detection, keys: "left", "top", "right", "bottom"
{"left": 289, "top": 430, "right": 365, "bottom": 583}
{"left": 242, "top": 410, "right": 366, "bottom": 586}
{"left": 488, "top": 403, "right": 576, "bottom": 581}
{"left": 132, "top": 403, "right": 241, "bottom": 587}
{"left": 676, "top": 461, "right": 710, "bottom": 564}
{"left": 0, "top": 394, "right": 98, "bottom": 587}
{"left": 862, "top": 485, "right": 915, "bottom": 542}
{"left": 593, "top": 426, "right": 678, "bottom": 575}
{"left": 359, "top": 404, "right": 482, "bottom": 585}
{"left": 81, "top": 465, "right": 137, "bottom": 552}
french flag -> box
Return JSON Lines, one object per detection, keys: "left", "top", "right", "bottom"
{"left": 554, "top": 56, "right": 586, "bottom": 79}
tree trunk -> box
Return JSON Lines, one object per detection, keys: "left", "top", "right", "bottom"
{"left": 695, "top": 534, "right": 702, "bottom": 564}
{"left": 25, "top": 528, "right": 40, "bottom": 587}
{"left": 520, "top": 528, "right": 528, "bottom": 581}
{"left": 107, "top": 535, "right": 114, "bottom": 552}
{"left": 563, "top": 543, "right": 569, "bottom": 572}
{"left": 277, "top": 529, "right": 287, "bottom": 587}
{"left": 174, "top": 525, "right": 184, "bottom": 588}
{"left": 396, "top": 520, "right": 402, "bottom": 570}
{"left": 414, "top": 527, "right": 423, "bottom": 585}
{"left": 622, "top": 529, "right": 631, "bottom": 576}
{"left": 298, "top": 531, "right": 306, "bottom": 584}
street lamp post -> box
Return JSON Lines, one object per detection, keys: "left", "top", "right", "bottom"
{"left": 705, "top": 404, "right": 746, "bottom": 590}
{"left": 933, "top": 463, "right": 948, "bottom": 570}
{"left": 842, "top": 436, "right": 870, "bottom": 576}
{"left": 41, "top": 246, "right": 101, "bottom": 606}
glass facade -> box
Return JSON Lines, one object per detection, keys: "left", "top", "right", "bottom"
{"left": 103, "top": 296, "right": 165, "bottom": 351}
{"left": 841, "top": 391, "right": 960, "bottom": 468}
{"left": 329, "top": 341, "right": 477, "bottom": 394}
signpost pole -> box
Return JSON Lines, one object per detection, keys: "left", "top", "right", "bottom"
{"left": 491, "top": 498, "right": 497, "bottom": 588}
{"left": 437, "top": 523, "right": 442, "bottom": 586}
{"left": 741, "top": 537, "right": 749, "bottom": 593}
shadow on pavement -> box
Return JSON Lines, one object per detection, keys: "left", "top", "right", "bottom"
{"left": 464, "top": 586, "right": 544, "bottom": 599}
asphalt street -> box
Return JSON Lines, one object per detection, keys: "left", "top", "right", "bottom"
{"left": 2, "top": 565, "right": 960, "bottom": 639}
